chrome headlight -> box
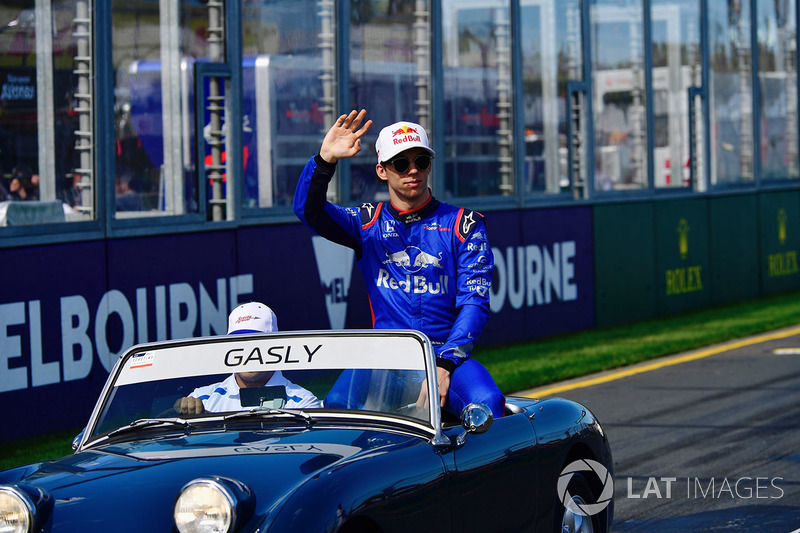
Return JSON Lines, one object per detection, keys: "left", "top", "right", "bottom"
{"left": 174, "top": 477, "right": 253, "bottom": 533}
{"left": 0, "top": 486, "right": 35, "bottom": 533}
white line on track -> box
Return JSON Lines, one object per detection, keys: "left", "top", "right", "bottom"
{"left": 773, "top": 348, "right": 800, "bottom": 355}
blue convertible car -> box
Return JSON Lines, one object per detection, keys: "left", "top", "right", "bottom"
{"left": 0, "top": 330, "right": 613, "bottom": 532}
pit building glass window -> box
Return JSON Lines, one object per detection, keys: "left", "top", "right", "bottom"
{"left": 240, "top": 0, "right": 333, "bottom": 209}
{"left": 442, "top": 0, "right": 514, "bottom": 198}
{"left": 757, "top": 0, "right": 799, "bottom": 182}
{"left": 0, "top": 1, "right": 94, "bottom": 226}
{"left": 707, "top": 0, "right": 754, "bottom": 185}
{"left": 112, "top": 0, "right": 220, "bottom": 218}
{"left": 591, "top": 0, "right": 649, "bottom": 192}
{"left": 348, "top": 0, "right": 431, "bottom": 204}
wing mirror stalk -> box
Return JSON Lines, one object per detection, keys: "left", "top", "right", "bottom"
{"left": 455, "top": 403, "right": 493, "bottom": 446}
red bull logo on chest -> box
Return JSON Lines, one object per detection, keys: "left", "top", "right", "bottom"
{"left": 378, "top": 245, "right": 448, "bottom": 294}
{"left": 382, "top": 246, "right": 444, "bottom": 273}
{"left": 376, "top": 269, "right": 450, "bottom": 295}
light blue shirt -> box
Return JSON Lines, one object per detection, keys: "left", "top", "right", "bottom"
{"left": 190, "top": 372, "right": 322, "bottom": 411}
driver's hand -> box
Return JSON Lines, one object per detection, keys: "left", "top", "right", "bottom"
{"left": 416, "top": 367, "right": 452, "bottom": 411}
{"left": 436, "top": 367, "right": 451, "bottom": 409}
{"left": 173, "top": 396, "right": 205, "bottom": 415}
{"left": 319, "top": 109, "right": 372, "bottom": 164}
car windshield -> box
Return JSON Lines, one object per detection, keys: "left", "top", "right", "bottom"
{"left": 88, "top": 331, "right": 433, "bottom": 439}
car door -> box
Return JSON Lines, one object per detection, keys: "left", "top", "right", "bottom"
{"left": 445, "top": 413, "right": 539, "bottom": 532}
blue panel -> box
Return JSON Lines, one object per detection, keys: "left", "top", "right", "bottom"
{"left": 236, "top": 223, "right": 371, "bottom": 331}
{"left": 0, "top": 241, "right": 109, "bottom": 441}
{"left": 480, "top": 206, "right": 595, "bottom": 344}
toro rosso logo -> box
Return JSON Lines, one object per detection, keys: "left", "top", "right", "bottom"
{"left": 383, "top": 246, "right": 444, "bottom": 273}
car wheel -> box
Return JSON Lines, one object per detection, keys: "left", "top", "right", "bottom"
{"left": 557, "top": 472, "right": 599, "bottom": 533}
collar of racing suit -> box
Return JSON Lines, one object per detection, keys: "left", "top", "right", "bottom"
{"left": 386, "top": 192, "right": 440, "bottom": 225}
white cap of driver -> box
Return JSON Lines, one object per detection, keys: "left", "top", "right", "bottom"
{"left": 227, "top": 302, "right": 278, "bottom": 334}
{"left": 375, "top": 121, "right": 435, "bottom": 163}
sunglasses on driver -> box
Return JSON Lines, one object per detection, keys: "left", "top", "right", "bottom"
{"left": 384, "top": 154, "right": 433, "bottom": 174}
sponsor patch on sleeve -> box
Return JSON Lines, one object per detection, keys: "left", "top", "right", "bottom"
{"left": 455, "top": 208, "right": 485, "bottom": 242}
{"left": 360, "top": 202, "right": 383, "bottom": 229}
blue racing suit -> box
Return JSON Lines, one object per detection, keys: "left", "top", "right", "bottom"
{"left": 294, "top": 155, "right": 504, "bottom": 417}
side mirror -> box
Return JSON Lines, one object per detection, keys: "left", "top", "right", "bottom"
{"left": 456, "top": 403, "right": 493, "bottom": 446}
{"left": 71, "top": 429, "right": 86, "bottom": 451}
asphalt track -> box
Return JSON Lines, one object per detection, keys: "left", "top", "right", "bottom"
{"left": 517, "top": 324, "right": 800, "bottom": 533}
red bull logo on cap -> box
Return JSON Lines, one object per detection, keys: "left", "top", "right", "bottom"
{"left": 377, "top": 121, "right": 432, "bottom": 162}
{"left": 392, "top": 125, "right": 418, "bottom": 137}
{"left": 391, "top": 125, "right": 421, "bottom": 146}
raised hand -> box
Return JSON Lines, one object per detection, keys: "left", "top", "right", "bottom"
{"left": 319, "top": 109, "right": 373, "bottom": 164}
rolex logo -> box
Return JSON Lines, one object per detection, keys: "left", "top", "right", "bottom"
{"left": 677, "top": 218, "right": 690, "bottom": 260}
{"left": 778, "top": 208, "right": 787, "bottom": 246}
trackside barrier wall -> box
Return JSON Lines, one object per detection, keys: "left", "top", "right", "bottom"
{"left": 760, "top": 191, "right": 800, "bottom": 295}
{"left": 0, "top": 206, "right": 595, "bottom": 441}
{"left": 1, "top": 192, "right": 799, "bottom": 442}
{"left": 709, "top": 195, "right": 760, "bottom": 306}
{"left": 593, "top": 190, "right": 800, "bottom": 328}
{"left": 593, "top": 202, "right": 658, "bottom": 326}
{"left": 654, "top": 198, "right": 712, "bottom": 316}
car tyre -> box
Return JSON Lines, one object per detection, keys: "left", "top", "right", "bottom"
{"left": 557, "top": 472, "right": 600, "bottom": 533}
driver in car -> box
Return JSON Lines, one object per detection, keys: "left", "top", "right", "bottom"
{"left": 174, "top": 302, "right": 322, "bottom": 414}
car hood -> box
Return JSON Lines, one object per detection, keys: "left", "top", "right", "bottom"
{"left": 0, "top": 426, "right": 424, "bottom": 531}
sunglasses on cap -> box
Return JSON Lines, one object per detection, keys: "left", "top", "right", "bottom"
{"left": 385, "top": 154, "right": 433, "bottom": 174}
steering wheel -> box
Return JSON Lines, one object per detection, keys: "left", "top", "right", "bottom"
{"left": 155, "top": 406, "right": 179, "bottom": 417}
{"left": 395, "top": 403, "right": 424, "bottom": 417}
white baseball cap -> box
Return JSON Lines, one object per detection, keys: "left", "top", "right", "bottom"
{"left": 227, "top": 302, "right": 278, "bottom": 334}
{"left": 375, "top": 121, "right": 435, "bottom": 163}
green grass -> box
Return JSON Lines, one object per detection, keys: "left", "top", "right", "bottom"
{"left": 2, "top": 288, "right": 799, "bottom": 471}
{"left": 0, "top": 427, "right": 82, "bottom": 472}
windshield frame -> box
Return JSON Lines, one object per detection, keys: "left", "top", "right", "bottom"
{"left": 76, "top": 330, "right": 449, "bottom": 450}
